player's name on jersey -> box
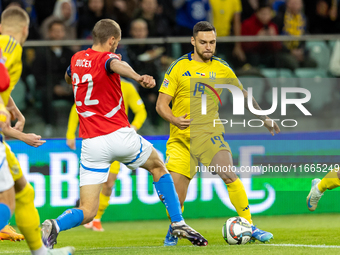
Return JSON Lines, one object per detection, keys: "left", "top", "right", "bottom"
{"left": 75, "top": 59, "right": 92, "bottom": 67}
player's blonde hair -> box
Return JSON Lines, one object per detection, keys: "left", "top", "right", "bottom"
{"left": 92, "top": 19, "right": 121, "bottom": 45}
{"left": 1, "top": 6, "right": 30, "bottom": 30}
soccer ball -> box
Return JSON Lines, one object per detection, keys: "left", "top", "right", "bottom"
{"left": 222, "top": 216, "right": 252, "bottom": 245}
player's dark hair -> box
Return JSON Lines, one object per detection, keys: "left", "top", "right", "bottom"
{"left": 193, "top": 21, "right": 216, "bottom": 37}
{"left": 1, "top": 6, "right": 29, "bottom": 26}
{"left": 92, "top": 19, "right": 121, "bottom": 45}
{"left": 48, "top": 19, "right": 65, "bottom": 31}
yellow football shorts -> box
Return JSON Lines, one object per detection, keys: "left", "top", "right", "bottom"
{"left": 109, "top": 161, "right": 120, "bottom": 174}
{"left": 165, "top": 132, "right": 231, "bottom": 179}
{"left": 5, "top": 141, "right": 23, "bottom": 182}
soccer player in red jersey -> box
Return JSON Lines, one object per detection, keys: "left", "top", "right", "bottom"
{"left": 42, "top": 19, "right": 208, "bottom": 248}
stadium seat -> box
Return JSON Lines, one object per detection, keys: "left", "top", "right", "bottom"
{"left": 171, "top": 43, "right": 182, "bottom": 59}
{"left": 306, "top": 41, "right": 331, "bottom": 69}
{"left": 11, "top": 79, "right": 26, "bottom": 111}
{"left": 295, "top": 68, "right": 334, "bottom": 113}
{"left": 238, "top": 76, "right": 267, "bottom": 105}
{"left": 329, "top": 40, "right": 337, "bottom": 53}
{"left": 295, "top": 68, "right": 328, "bottom": 78}
{"left": 260, "top": 69, "right": 297, "bottom": 106}
{"left": 261, "top": 68, "right": 294, "bottom": 78}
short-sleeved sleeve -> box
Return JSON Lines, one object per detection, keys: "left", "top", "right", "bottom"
{"left": 0, "top": 36, "right": 22, "bottom": 105}
{"left": 66, "top": 65, "right": 72, "bottom": 77}
{"left": 227, "top": 67, "right": 243, "bottom": 91}
{"left": 159, "top": 61, "right": 179, "bottom": 97}
{"left": 104, "top": 53, "right": 121, "bottom": 74}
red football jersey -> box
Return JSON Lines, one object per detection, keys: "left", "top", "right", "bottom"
{"left": 70, "top": 48, "right": 130, "bottom": 138}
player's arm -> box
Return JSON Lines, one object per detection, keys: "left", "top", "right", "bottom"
{"left": 7, "top": 96, "right": 25, "bottom": 131}
{"left": 66, "top": 104, "right": 79, "bottom": 150}
{"left": 127, "top": 86, "right": 147, "bottom": 131}
{"left": 242, "top": 88, "right": 280, "bottom": 136}
{"left": 156, "top": 92, "right": 192, "bottom": 130}
{"left": 1, "top": 125, "right": 46, "bottom": 148}
{"left": 109, "top": 59, "right": 155, "bottom": 89}
{"left": 0, "top": 49, "right": 12, "bottom": 128}
{"left": 0, "top": 95, "right": 9, "bottom": 130}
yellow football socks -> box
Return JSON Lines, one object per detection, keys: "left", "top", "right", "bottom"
{"left": 317, "top": 169, "right": 340, "bottom": 193}
{"left": 15, "top": 183, "right": 43, "bottom": 251}
{"left": 226, "top": 178, "right": 253, "bottom": 224}
{"left": 94, "top": 192, "right": 111, "bottom": 220}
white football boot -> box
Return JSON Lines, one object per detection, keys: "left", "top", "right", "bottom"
{"left": 306, "top": 178, "right": 323, "bottom": 211}
{"left": 47, "top": 246, "right": 75, "bottom": 255}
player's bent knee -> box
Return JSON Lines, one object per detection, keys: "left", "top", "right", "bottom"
{"left": 104, "top": 179, "right": 115, "bottom": 190}
{"left": 15, "top": 182, "right": 34, "bottom": 204}
{"left": 217, "top": 171, "right": 237, "bottom": 184}
{"left": 14, "top": 176, "right": 28, "bottom": 194}
{"left": 102, "top": 185, "right": 113, "bottom": 197}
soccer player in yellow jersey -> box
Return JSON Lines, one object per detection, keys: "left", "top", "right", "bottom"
{"left": 0, "top": 6, "right": 75, "bottom": 255}
{"left": 307, "top": 168, "right": 340, "bottom": 211}
{"left": 66, "top": 78, "right": 147, "bottom": 231}
{"left": 156, "top": 21, "right": 280, "bottom": 246}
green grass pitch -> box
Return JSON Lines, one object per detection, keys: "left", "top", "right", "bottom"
{"left": 1, "top": 214, "right": 340, "bottom": 255}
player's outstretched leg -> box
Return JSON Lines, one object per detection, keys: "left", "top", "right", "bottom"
{"left": 0, "top": 186, "right": 15, "bottom": 241}
{"left": 213, "top": 151, "right": 273, "bottom": 243}
{"left": 306, "top": 178, "right": 323, "bottom": 211}
{"left": 142, "top": 148, "right": 208, "bottom": 246}
{"left": 163, "top": 172, "right": 187, "bottom": 246}
{"left": 0, "top": 225, "right": 24, "bottom": 242}
{"left": 307, "top": 169, "right": 340, "bottom": 211}
{"left": 42, "top": 183, "right": 102, "bottom": 248}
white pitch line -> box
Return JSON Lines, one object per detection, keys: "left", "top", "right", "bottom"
{"left": 262, "top": 244, "right": 340, "bottom": 249}
{"left": 2, "top": 244, "right": 340, "bottom": 254}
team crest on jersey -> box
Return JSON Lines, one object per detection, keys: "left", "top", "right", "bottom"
{"left": 163, "top": 78, "right": 169, "bottom": 88}
{"left": 196, "top": 72, "right": 206, "bottom": 77}
{"left": 209, "top": 72, "right": 216, "bottom": 81}
{"left": 108, "top": 53, "right": 119, "bottom": 59}
{"left": 11, "top": 165, "right": 19, "bottom": 175}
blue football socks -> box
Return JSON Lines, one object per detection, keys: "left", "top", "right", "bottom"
{"left": 0, "top": 203, "right": 11, "bottom": 230}
{"left": 56, "top": 208, "right": 84, "bottom": 232}
{"left": 153, "top": 174, "right": 184, "bottom": 223}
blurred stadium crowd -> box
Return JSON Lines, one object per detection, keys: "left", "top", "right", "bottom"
{"left": 0, "top": 0, "right": 339, "bottom": 137}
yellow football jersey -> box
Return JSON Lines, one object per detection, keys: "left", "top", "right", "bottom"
{"left": 0, "top": 35, "right": 23, "bottom": 105}
{"left": 159, "top": 52, "right": 243, "bottom": 141}
{"left": 66, "top": 79, "right": 147, "bottom": 139}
